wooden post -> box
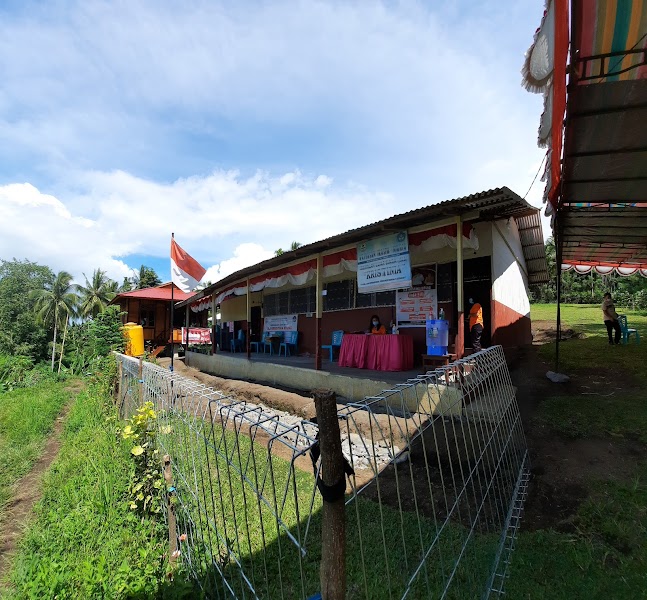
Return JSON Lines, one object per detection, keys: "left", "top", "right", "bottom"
{"left": 163, "top": 454, "right": 179, "bottom": 564}
{"left": 246, "top": 277, "right": 252, "bottom": 359}
{"left": 315, "top": 254, "right": 323, "bottom": 371}
{"left": 313, "top": 389, "right": 345, "bottom": 600}
{"left": 455, "top": 215, "right": 465, "bottom": 359}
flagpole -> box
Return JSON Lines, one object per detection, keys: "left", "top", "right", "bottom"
{"left": 170, "top": 232, "right": 175, "bottom": 373}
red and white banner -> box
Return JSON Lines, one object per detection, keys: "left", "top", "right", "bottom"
{"left": 208, "top": 224, "right": 477, "bottom": 305}
{"left": 181, "top": 327, "right": 212, "bottom": 344}
{"left": 171, "top": 237, "right": 207, "bottom": 293}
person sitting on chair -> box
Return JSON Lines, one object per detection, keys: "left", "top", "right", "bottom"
{"left": 601, "top": 292, "right": 621, "bottom": 345}
{"left": 468, "top": 298, "right": 484, "bottom": 352}
{"left": 368, "top": 315, "right": 387, "bottom": 335}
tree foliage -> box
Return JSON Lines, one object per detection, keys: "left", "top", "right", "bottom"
{"left": 0, "top": 259, "right": 55, "bottom": 361}
{"left": 30, "top": 271, "right": 78, "bottom": 371}
{"left": 132, "top": 265, "right": 162, "bottom": 289}
{"left": 531, "top": 237, "right": 647, "bottom": 308}
{"left": 76, "top": 268, "right": 116, "bottom": 318}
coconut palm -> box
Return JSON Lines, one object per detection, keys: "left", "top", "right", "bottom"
{"left": 30, "top": 271, "right": 78, "bottom": 371}
{"left": 290, "top": 241, "right": 302, "bottom": 251}
{"left": 76, "top": 268, "right": 117, "bottom": 319}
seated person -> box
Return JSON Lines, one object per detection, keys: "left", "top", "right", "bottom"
{"left": 368, "top": 315, "right": 387, "bottom": 335}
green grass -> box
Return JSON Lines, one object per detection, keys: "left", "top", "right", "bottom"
{"left": 508, "top": 466, "right": 647, "bottom": 599}
{"left": 5, "top": 368, "right": 196, "bottom": 599}
{"left": 162, "top": 414, "right": 500, "bottom": 599}
{"left": 0, "top": 381, "right": 71, "bottom": 524}
{"left": 531, "top": 303, "right": 647, "bottom": 375}
{"left": 504, "top": 303, "right": 647, "bottom": 598}
{"left": 535, "top": 394, "right": 647, "bottom": 444}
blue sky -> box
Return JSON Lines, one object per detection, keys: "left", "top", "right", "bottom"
{"left": 0, "top": 0, "right": 549, "bottom": 285}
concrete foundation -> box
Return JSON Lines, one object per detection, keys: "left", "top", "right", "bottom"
{"left": 186, "top": 351, "right": 413, "bottom": 404}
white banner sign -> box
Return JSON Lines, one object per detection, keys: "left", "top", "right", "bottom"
{"left": 396, "top": 287, "right": 438, "bottom": 324}
{"left": 357, "top": 231, "right": 412, "bottom": 293}
{"left": 181, "top": 327, "right": 212, "bottom": 344}
{"left": 263, "top": 314, "right": 298, "bottom": 333}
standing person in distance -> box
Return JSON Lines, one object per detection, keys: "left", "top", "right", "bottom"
{"left": 468, "top": 298, "right": 484, "bottom": 352}
{"left": 601, "top": 292, "right": 621, "bottom": 345}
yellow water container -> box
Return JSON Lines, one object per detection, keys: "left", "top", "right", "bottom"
{"left": 122, "top": 322, "right": 145, "bottom": 357}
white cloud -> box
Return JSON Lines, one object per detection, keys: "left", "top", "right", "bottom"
{"left": 0, "top": 170, "right": 394, "bottom": 283}
{"left": 203, "top": 243, "right": 274, "bottom": 284}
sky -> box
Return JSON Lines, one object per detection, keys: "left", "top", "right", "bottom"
{"left": 0, "top": 0, "right": 550, "bottom": 287}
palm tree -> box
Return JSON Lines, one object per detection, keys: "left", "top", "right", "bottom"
{"left": 76, "top": 268, "right": 117, "bottom": 319}
{"left": 30, "top": 271, "right": 78, "bottom": 371}
{"left": 290, "top": 241, "right": 302, "bottom": 251}
{"left": 274, "top": 248, "right": 285, "bottom": 257}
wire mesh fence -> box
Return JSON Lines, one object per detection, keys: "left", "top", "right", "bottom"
{"left": 115, "top": 345, "right": 529, "bottom": 599}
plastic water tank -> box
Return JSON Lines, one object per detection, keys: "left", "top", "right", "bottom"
{"left": 426, "top": 319, "right": 449, "bottom": 356}
{"left": 122, "top": 322, "right": 145, "bottom": 357}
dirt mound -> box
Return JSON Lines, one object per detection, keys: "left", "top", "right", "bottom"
{"left": 532, "top": 321, "right": 586, "bottom": 345}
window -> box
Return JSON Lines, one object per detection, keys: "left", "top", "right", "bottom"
{"left": 264, "top": 286, "right": 317, "bottom": 316}
{"left": 437, "top": 263, "right": 453, "bottom": 303}
{"left": 290, "top": 287, "right": 308, "bottom": 314}
{"left": 324, "top": 279, "right": 354, "bottom": 311}
{"left": 140, "top": 308, "right": 155, "bottom": 327}
{"left": 356, "top": 289, "right": 395, "bottom": 308}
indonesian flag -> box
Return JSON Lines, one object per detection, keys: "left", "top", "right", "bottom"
{"left": 170, "top": 237, "right": 206, "bottom": 293}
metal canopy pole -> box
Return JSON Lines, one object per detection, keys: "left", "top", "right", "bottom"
{"left": 555, "top": 214, "right": 563, "bottom": 372}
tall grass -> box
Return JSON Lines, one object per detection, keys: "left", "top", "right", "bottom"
{"left": 0, "top": 382, "right": 69, "bottom": 523}
{"left": 6, "top": 362, "right": 196, "bottom": 598}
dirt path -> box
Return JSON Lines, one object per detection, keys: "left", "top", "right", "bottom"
{"left": 0, "top": 383, "right": 81, "bottom": 585}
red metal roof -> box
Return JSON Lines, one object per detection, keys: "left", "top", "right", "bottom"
{"left": 111, "top": 283, "right": 195, "bottom": 303}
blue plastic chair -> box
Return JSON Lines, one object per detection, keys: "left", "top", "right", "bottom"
{"left": 264, "top": 332, "right": 281, "bottom": 355}
{"left": 230, "top": 329, "right": 245, "bottom": 352}
{"left": 321, "top": 330, "right": 344, "bottom": 362}
{"left": 619, "top": 315, "right": 640, "bottom": 345}
{"left": 250, "top": 332, "right": 267, "bottom": 353}
{"left": 279, "top": 331, "right": 298, "bottom": 357}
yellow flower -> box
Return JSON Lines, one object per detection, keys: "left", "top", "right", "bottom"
{"left": 131, "top": 445, "right": 145, "bottom": 456}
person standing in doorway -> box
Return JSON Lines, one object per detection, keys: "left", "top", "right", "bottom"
{"left": 468, "top": 298, "right": 484, "bottom": 352}
{"left": 601, "top": 292, "right": 621, "bottom": 345}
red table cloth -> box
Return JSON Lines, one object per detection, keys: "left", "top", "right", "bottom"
{"left": 338, "top": 334, "right": 414, "bottom": 371}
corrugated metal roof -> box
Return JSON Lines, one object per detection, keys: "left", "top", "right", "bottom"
{"left": 515, "top": 212, "right": 549, "bottom": 284}
{"left": 179, "top": 187, "right": 542, "bottom": 307}
{"left": 111, "top": 283, "right": 195, "bottom": 303}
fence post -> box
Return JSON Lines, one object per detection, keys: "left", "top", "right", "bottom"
{"left": 117, "top": 359, "right": 123, "bottom": 406}
{"left": 313, "top": 389, "right": 346, "bottom": 600}
{"left": 138, "top": 356, "right": 144, "bottom": 403}
{"left": 163, "top": 454, "right": 179, "bottom": 564}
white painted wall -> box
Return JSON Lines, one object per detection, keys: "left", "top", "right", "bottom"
{"left": 491, "top": 219, "right": 530, "bottom": 317}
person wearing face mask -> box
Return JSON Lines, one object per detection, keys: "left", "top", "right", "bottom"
{"left": 468, "top": 298, "right": 484, "bottom": 352}
{"left": 368, "top": 315, "right": 387, "bottom": 335}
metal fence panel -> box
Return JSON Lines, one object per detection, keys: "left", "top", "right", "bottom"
{"left": 115, "top": 345, "right": 528, "bottom": 599}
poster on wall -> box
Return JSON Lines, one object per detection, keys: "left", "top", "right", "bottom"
{"left": 181, "top": 327, "right": 212, "bottom": 344}
{"left": 357, "top": 231, "right": 412, "bottom": 293}
{"left": 263, "top": 314, "right": 298, "bottom": 333}
{"left": 396, "top": 287, "right": 438, "bottom": 324}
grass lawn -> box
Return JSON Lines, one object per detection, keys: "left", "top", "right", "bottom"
{"left": 0, "top": 381, "right": 71, "bottom": 526}
{"left": 504, "top": 304, "right": 647, "bottom": 599}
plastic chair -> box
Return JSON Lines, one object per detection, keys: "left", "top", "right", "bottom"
{"left": 279, "top": 331, "right": 298, "bottom": 357}
{"left": 264, "top": 332, "right": 281, "bottom": 355}
{"left": 250, "top": 332, "right": 267, "bottom": 353}
{"left": 321, "top": 330, "right": 344, "bottom": 362}
{"left": 619, "top": 315, "right": 640, "bottom": 345}
{"left": 230, "top": 329, "right": 246, "bottom": 352}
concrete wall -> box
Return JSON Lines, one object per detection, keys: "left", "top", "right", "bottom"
{"left": 186, "top": 351, "right": 414, "bottom": 404}
{"left": 491, "top": 219, "right": 532, "bottom": 346}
